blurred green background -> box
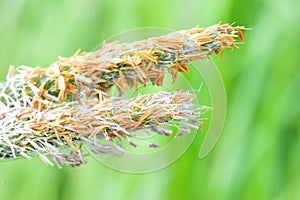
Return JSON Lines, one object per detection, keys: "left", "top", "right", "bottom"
{"left": 0, "top": 0, "right": 299, "bottom": 199}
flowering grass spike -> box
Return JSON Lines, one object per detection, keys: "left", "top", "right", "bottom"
{"left": 0, "top": 23, "right": 245, "bottom": 168}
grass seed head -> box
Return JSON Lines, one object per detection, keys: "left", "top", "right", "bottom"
{"left": 0, "top": 23, "right": 246, "bottom": 167}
